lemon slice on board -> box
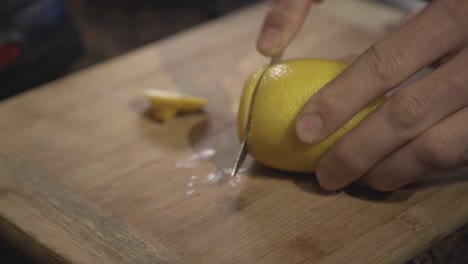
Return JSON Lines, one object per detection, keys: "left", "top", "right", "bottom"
{"left": 144, "top": 89, "right": 207, "bottom": 122}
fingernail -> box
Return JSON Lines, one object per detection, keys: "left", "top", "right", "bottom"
{"left": 296, "top": 113, "right": 323, "bottom": 143}
{"left": 258, "top": 27, "right": 281, "bottom": 54}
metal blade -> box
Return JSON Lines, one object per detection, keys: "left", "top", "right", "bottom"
{"left": 230, "top": 51, "right": 284, "bottom": 178}
{"left": 229, "top": 137, "right": 248, "bottom": 178}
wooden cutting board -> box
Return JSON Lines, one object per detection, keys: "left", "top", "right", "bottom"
{"left": 1, "top": 1, "right": 467, "bottom": 263}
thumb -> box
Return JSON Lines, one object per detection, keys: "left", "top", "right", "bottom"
{"left": 256, "top": 0, "right": 322, "bottom": 56}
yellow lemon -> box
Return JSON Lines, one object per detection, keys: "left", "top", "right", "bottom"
{"left": 237, "top": 58, "right": 382, "bottom": 172}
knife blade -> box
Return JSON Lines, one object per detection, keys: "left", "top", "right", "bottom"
{"left": 230, "top": 51, "right": 284, "bottom": 178}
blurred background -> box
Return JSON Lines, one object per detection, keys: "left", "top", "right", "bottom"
{"left": 0, "top": 0, "right": 263, "bottom": 100}
{"left": 0, "top": 0, "right": 428, "bottom": 101}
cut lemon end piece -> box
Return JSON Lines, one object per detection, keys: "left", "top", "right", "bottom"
{"left": 144, "top": 89, "right": 207, "bottom": 121}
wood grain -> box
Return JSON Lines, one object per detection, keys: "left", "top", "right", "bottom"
{"left": 0, "top": 154, "right": 184, "bottom": 264}
{"left": 0, "top": 1, "right": 467, "bottom": 263}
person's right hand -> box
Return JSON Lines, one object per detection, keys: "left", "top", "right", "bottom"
{"left": 256, "top": 0, "right": 323, "bottom": 56}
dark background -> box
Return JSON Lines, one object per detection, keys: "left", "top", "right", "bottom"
{"left": 67, "top": 0, "right": 259, "bottom": 72}
{"left": 0, "top": 0, "right": 260, "bottom": 99}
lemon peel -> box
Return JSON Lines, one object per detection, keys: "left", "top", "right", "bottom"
{"left": 237, "top": 59, "right": 383, "bottom": 172}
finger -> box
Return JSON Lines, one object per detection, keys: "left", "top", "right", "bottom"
{"left": 315, "top": 46, "right": 468, "bottom": 190}
{"left": 390, "top": 6, "right": 425, "bottom": 32}
{"left": 256, "top": 0, "right": 322, "bottom": 56}
{"left": 336, "top": 55, "right": 359, "bottom": 65}
{"left": 296, "top": 0, "right": 468, "bottom": 144}
{"left": 361, "top": 106, "right": 468, "bottom": 192}
{"left": 432, "top": 48, "right": 461, "bottom": 68}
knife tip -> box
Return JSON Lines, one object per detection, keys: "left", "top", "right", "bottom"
{"left": 229, "top": 168, "right": 238, "bottom": 178}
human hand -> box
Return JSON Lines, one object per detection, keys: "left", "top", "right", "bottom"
{"left": 256, "top": 0, "right": 323, "bottom": 56}
{"left": 295, "top": 0, "right": 468, "bottom": 191}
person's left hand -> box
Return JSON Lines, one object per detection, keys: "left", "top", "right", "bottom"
{"left": 295, "top": 0, "right": 468, "bottom": 192}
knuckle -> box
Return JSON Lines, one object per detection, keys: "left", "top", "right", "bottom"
{"left": 363, "top": 169, "right": 398, "bottom": 192}
{"left": 366, "top": 42, "right": 404, "bottom": 84}
{"left": 446, "top": 71, "right": 468, "bottom": 98}
{"left": 438, "top": 0, "right": 468, "bottom": 25}
{"left": 386, "top": 92, "right": 430, "bottom": 132}
{"left": 416, "top": 133, "right": 463, "bottom": 171}
{"left": 363, "top": 166, "right": 414, "bottom": 192}
{"left": 332, "top": 140, "right": 369, "bottom": 176}
{"left": 310, "top": 89, "right": 347, "bottom": 122}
